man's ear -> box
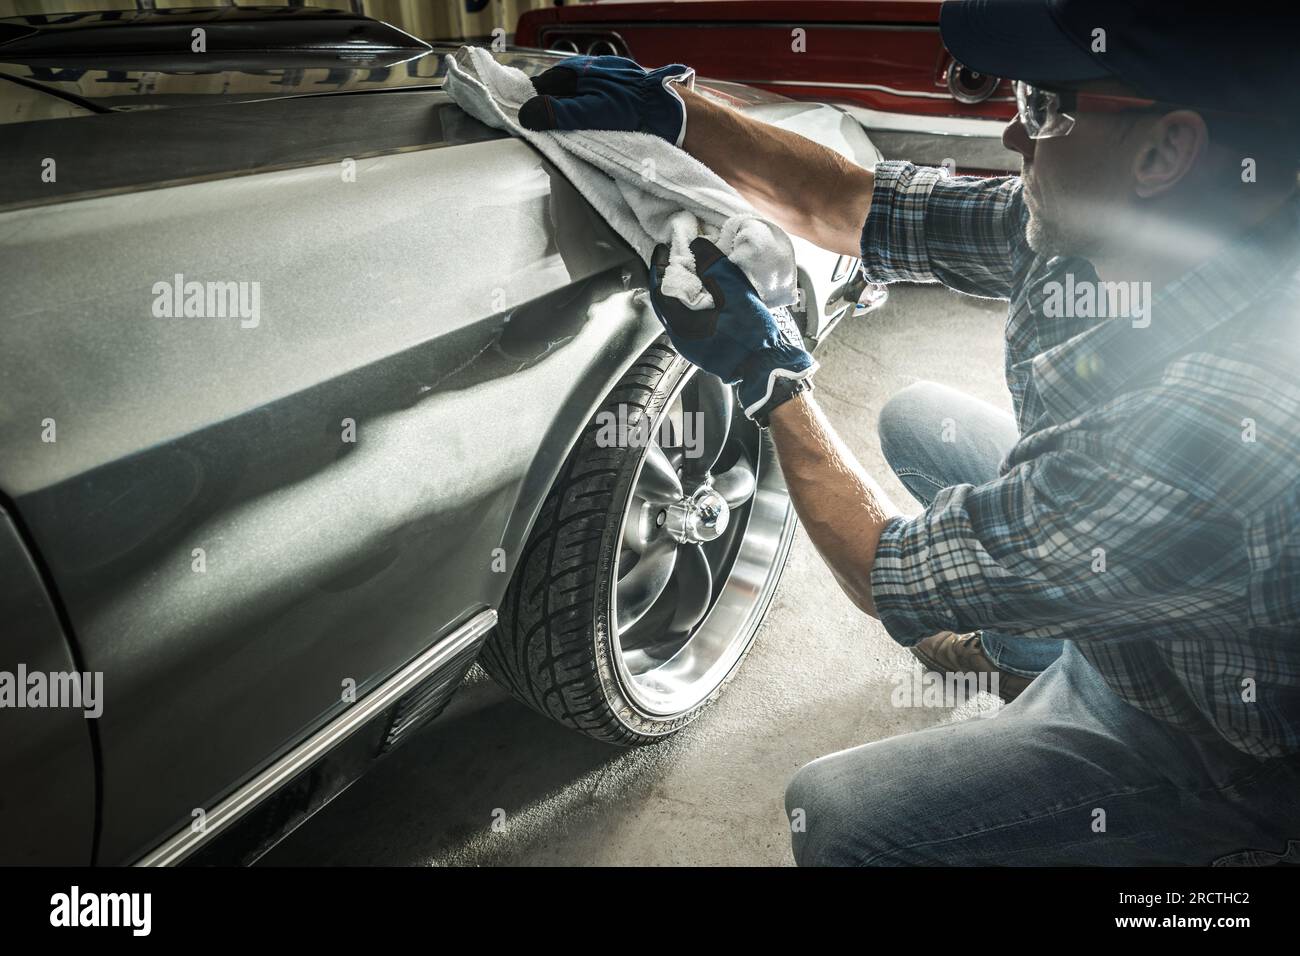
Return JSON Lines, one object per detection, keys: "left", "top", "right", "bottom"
{"left": 1132, "top": 110, "right": 1209, "bottom": 198}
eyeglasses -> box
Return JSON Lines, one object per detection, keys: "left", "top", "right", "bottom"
{"left": 1013, "top": 80, "right": 1159, "bottom": 140}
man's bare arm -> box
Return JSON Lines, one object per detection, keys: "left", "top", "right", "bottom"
{"left": 680, "top": 87, "right": 874, "bottom": 258}
{"left": 766, "top": 392, "right": 901, "bottom": 616}
{"left": 674, "top": 86, "right": 896, "bottom": 608}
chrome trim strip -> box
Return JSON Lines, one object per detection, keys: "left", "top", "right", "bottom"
{"left": 838, "top": 104, "right": 1009, "bottom": 139}
{"left": 735, "top": 78, "right": 1015, "bottom": 102}
{"left": 545, "top": 22, "right": 941, "bottom": 34}
{"left": 134, "top": 609, "right": 497, "bottom": 867}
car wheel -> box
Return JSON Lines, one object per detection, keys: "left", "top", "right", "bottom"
{"left": 481, "top": 339, "right": 798, "bottom": 745}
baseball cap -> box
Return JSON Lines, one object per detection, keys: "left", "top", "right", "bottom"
{"left": 939, "top": 0, "right": 1294, "bottom": 121}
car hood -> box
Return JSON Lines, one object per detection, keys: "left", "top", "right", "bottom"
{"left": 0, "top": 29, "right": 790, "bottom": 119}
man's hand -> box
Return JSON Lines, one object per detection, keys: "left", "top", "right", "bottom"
{"left": 648, "top": 241, "right": 898, "bottom": 616}
{"left": 517, "top": 57, "right": 873, "bottom": 258}
{"left": 648, "top": 237, "right": 817, "bottom": 423}
{"left": 518, "top": 55, "right": 695, "bottom": 146}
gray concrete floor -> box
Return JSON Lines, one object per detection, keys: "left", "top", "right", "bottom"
{"left": 262, "top": 283, "right": 1011, "bottom": 867}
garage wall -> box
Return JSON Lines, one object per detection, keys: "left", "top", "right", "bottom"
{"left": 0, "top": 1, "right": 579, "bottom": 43}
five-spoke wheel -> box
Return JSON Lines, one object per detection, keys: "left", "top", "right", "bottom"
{"left": 612, "top": 369, "right": 792, "bottom": 718}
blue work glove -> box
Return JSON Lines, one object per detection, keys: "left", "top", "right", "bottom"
{"left": 518, "top": 55, "right": 695, "bottom": 147}
{"left": 649, "top": 238, "right": 817, "bottom": 425}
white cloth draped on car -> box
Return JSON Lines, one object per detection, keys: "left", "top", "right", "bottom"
{"left": 443, "top": 45, "right": 798, "bottom": 312}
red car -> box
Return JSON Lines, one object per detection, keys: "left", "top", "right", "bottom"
{"left": 516, "top": 0, "right": 1016, "bottom": 173}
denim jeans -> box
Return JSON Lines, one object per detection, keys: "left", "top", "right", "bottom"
{"left": 786, "top": 641, "right": 1300, "bottom": 865}
{"left": 876, "top": 380, "right": 1063, "bottom": 677}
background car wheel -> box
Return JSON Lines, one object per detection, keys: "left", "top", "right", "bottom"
{"left": 481, "top": 339, "right": 798, "bottom": 745}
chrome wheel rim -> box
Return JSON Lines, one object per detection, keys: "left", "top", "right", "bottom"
{"left": 611, "top": 368, "right": 796, "bottom": 718}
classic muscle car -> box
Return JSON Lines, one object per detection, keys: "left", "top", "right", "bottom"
{"left": 0, "top": 5, "right": 883, "bottom": 865}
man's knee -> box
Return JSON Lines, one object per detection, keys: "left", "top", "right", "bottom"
{"left": 877, "top": 379, "right": 946, "bottom": 470}
{"left": 785, "top": 754, "right": 893, "bottom": 866}
{"left": 785, "top": 727, "right": 1003, "bottom": 866}
{"left": 785, "top": 759, "right": 841, "bottom": 866}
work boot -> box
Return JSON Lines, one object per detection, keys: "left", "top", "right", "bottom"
{"left": 908, "top": 631, "right": 1032, "bottom": 703}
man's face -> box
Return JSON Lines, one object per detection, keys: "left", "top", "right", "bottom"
{"left": 1003, "top": 84, "right": 1141, "bottom": 259}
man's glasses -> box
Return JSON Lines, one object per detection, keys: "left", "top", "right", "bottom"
{"left": 1013, "top": 80, "right": 1159, "bottom": 139}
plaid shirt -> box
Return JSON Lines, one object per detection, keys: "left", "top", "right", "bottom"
{"left": 861, "top": 161, "right": 1300, "bottom": 759}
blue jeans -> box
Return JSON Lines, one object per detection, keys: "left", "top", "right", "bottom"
{"left": 877, "top": 380, "right": 1062, "bottom": 677}
{"left": 786, "top": 641, "right": 1300, "bottom": 865}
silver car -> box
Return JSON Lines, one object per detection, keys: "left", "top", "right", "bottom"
{"left": 0, "top": 6, "right": 884, "bottom": 865}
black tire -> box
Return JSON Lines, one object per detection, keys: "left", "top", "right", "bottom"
{"left": 480, "top": 339, "right": 791, "bottom": 745}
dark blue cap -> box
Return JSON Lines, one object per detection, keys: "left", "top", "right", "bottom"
{"left": 940, "top": 0, "right": 1294, "bottom": 121}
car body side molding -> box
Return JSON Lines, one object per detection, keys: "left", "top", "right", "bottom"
{"left": 134, "top": 608, "right": 497, "bottom": 867}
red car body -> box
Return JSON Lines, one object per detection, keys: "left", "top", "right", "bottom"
{"left": 516, "top": 0, "right": 1016, "bottom": 121}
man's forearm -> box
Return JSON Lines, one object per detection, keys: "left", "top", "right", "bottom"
{"left": 674, "top": 85, "right": 898, "bottom": 612}
{"left": 680, "top": 87, "right": 873, "bottom": 258}
{"left": 767, "top": 392, "right": 901, "bottom": 616}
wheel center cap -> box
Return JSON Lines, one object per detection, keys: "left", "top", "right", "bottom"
{"left": 665, "top": 485, "right": 730, "bottom": 544}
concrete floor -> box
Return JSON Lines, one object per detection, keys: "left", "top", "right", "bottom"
{"left": 262, "top": 283, "right": 1011, "bottom": 866}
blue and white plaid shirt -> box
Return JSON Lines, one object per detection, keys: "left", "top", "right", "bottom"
{"left": 862, "top": 161, "right": 1300, "bottom": 758}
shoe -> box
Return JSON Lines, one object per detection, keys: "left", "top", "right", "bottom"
{"left": 908, "top": 631, "right": 1032, "bottom": 703}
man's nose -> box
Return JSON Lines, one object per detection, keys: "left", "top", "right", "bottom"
{"left": 1003, "top": 117, "right": 1036, "bottom": 161}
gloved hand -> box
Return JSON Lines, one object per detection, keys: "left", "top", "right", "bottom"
{"left": 649, "top": 238, "right": 817, "bottom": 425}
{"left": 518, "top": 55, "right": 695, "bottom": 147}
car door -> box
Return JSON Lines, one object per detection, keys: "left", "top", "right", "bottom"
{"left": 0, "top": 82, "right": 650, "bottom": 863}
{"left": 0, "top": 505, "right": 96, "bottom": 865}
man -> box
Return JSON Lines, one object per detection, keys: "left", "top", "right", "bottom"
{"left": 517, "top": 1, "right": 1300, "bottom": 865}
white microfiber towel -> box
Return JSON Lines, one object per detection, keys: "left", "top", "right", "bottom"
{"left": 443, "top": 45, "right": 797, "bottom": 311}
